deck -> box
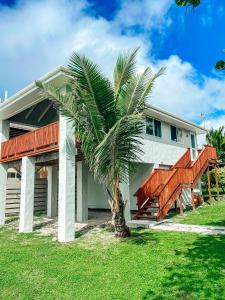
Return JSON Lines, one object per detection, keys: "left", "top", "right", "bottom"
{"left": 0, "top": 122, "right": 59, "bottom": 163}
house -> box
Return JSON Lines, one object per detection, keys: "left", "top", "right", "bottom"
{"left": 0, "top": 66, "right": 217, "bottom": 242}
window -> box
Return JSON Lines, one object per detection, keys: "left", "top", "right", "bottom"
{"left": 146, "top": 118, "right": 162, "bottom": 138}
{"left": 171, "top": 126, "right": 183, "bottom": 142}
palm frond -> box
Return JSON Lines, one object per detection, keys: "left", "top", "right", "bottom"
{"left": 139, "top": 67, "right": 165, "bottom": 103}
{"left": 35, "top": 81, "right": 78, "bottom": 121}
{"left": 68, "top": 53, "right": 116, "bottom": 133}
{"left": 116, "top": 67, "right": 151, "bottom": 117}
{"left": 113, "top": 48, "right": 139, "bottom": 102}
{"left": 94, "top": 114, "right": 144, "bottom": 185}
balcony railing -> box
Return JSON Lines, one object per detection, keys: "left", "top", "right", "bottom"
{"left": 0, "top": 122, "right": 59, "bottom": 162}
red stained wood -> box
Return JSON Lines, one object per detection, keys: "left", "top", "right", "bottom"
{"left": 135, "top": 145, "right": 217, "bottom": 220}
{"left": 0, "top": 122, "right": 59, "bottom": 162}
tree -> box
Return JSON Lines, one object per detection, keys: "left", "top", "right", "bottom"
{"left": 176, "top": 0, "right": 200, "bottom": 8}
{"left": 175, "top": 0, "right": 225, "bottom": 70}
{"left": 206, "top": 126, "right": 225, "bottom": 162}
{"left": 36, "top": 49, "right": 164, "bottom": 237}
{"left": 202, "top": 167, "right": 225, "bottom": 193}
{"left": 215, "top": 50, "right": 225, "bottom": 71}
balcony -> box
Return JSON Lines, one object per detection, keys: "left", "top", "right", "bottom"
{"left": 0, "top": 122, "right": 59, "bottom": 163}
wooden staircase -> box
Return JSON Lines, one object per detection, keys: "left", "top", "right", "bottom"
{"left": 134, "top": 145, "right": 217, "bottom": 220}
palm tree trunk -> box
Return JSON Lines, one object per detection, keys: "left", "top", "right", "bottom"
{"left": 111, "top": 185, "right": 130, "bottom": 238}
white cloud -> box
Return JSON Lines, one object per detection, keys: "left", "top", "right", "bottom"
{"left": 115, "top": 0, "right": 173, "bottom": 29}
{"left": 0, "top": 0, "right": 225, "bottom": 131}
{"left": 151, "top": 55, "right": 225, "bottom": 122}
{"left": 0, "top": 0, "right": 150, "bottom": 97}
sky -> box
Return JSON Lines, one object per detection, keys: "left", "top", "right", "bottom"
{"left": 0, "top": 0, "right": 225, "bottom": 129}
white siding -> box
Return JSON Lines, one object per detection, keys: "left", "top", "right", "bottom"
{"left": 139, "top": 119, "right": 197, "bottom": 165}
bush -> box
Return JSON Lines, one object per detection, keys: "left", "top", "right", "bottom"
{"left": 202, "top": 167, "right": 225, "bottom": 193}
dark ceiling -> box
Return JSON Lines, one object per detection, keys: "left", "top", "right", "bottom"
{"left": 9, "top": 99, "right": 59, "bottom": 127}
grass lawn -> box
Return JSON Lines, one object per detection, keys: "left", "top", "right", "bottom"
{"left": 172, "top": 197, "right": 225, "bottom": 227}
{"left": 1, "top": 223, "right": 225, "bottom": 299}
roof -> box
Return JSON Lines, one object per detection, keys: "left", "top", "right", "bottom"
{"left": 0, "top": 66, "right": 206, "bottom": 135}
{"left": 0, "top": 66, "right": 69, "bottom": 120}
{"left": 146, "top": 105, "right": 206, "bottom": 135}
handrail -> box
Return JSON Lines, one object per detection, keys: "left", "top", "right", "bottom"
{"left": 0, "top": 122, "right": 59, "bottom": 162}
{"left": 171, "top": 148, "right": 191, "bottom": 169}
{"left": 135, "top": 144, "right": 217, "bottom": 220}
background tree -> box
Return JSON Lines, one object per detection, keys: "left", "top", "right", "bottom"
{"left": 202, "top": 167, "right": 225, "bottom": 194}
{"left": 206, "top": 126, "right": 225, "bottom": 162}
{"left": 36, "top": 49, "right": 164, "bottom": 237}
{"left": 175, "top": 0, "right": 225, "bottom": 70}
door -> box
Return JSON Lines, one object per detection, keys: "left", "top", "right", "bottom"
{"left": 191, "top": 133, "right": 197, "bottom": 160}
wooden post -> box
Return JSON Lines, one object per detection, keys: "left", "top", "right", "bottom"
{"left": 214, "top": 165, "right": 220, "bottom": 203}
{"left": 179, "top": 193, "right": 184, "bottom": 216}
{"left": 191, "top": 189, "right": 195, "bottom": 211}
{"left": 207, "top": 166, "right": 213, "bottom": 206}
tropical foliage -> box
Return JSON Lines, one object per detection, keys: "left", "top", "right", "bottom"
{"left": 176, "top": 0, "right": 200, "bottom": 8}
{"left": 36, "top": 49, "right": 164, "bottom": 237}
{"left": 206, "top": 126, "right": 225, "bottom": 162}
{"left": 202, "top": 167, "right": 225, "bottom": 193}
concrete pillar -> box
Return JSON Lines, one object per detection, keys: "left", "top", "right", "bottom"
{"left": 0, "top": 120, "right": 9, "bottom": 226}
{"left": 0, "top": 163, "right": 8, "bottom": 226}
{"left": 120, "top": 173, "right": 131, "bottom": 222}
{"left": 19, "top": 157, "right": 35, "bottom": 233}
{"left": 77, "top": 161, "right": 88, "bottom": 222}
{"left": 58, "top": 116, "right": 76, "bottom": 243}
{"left": 47, "top": 166, "right": 58, "bottom": 218}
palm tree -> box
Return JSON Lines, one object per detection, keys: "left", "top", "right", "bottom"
{"left": 206, "top": 126, "right": 225, "bottom": 162}
{"left": 36, "top": 49, "right": 164, "bottom": 237}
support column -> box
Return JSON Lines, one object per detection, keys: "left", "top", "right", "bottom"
{"left": 120, "top": 174, "right": 131, "bottom": 222}
{"left": 179, "top": 193, "right": 184, "bottom": 216}
{"left": 0, "top": 164, "right": 8, "bottom": 225}
{"left": 47, "top": 166, "right": 58, "bottom": 218}
{"left": 214, "top": 165, "right": 220, "bottom": 203}
{"left": 0, "top": 120, "right": 9, "bottom": 226}
{"left": 191, "top": 189, "right": 196, "bottom": 211}
{"left": 19, "top": 157, "right": 35, "bottom": 233}
{"left": 77, "top": 161, "right": 88, "bottom": 222}
{"left": 58, "top": 116, "right": 76, "bottom": 243}
{"left": 207, "top": 166, "right": 213, "bottom": 206}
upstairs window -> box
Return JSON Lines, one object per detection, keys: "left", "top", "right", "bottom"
{"left": 171, "top": 126, "right": 183, "bottom": 142}
{"left": 146, "top": 118, "right": 162, "bottom": 138}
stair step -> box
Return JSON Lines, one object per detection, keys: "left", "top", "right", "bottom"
{"left": 136, "top": 215, "right": 158, "bottom": 220}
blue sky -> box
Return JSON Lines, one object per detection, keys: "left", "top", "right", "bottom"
{"left": 0, "top": 0, "right": 225, "bottom": 128}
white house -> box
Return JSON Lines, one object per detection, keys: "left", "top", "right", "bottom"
{"left": 0, "top": 66, "right": 210, "bottom": 242}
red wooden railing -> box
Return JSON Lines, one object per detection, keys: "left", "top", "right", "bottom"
{"left": 171, "top": 148, "right": 191, "bottom": 169}
{"left": 135, "top": 145, "right": 217, "bottom": 220}
{"left": 0, "top": 122, "right": 59, "bottom": 162}
{"left": 135, "top": 168, "right": 172, "bottom": 210}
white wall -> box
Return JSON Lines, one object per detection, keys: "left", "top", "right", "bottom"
{"left": 87, "top": 163, "right": 154, "bottom": 211}
{"left": 140, "top": 119, "right": 197, "bottom": 165}
{"left": 129, "top": 163, "right": 154, "bottom": 210}
{"left": 88, "top": 168, "right": 109, "bottom": 209}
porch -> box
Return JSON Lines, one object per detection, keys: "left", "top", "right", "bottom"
{"left": 0, "top": 118, "right": 131, "bottom": 242}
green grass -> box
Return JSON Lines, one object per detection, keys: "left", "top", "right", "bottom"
{"left": 172, "top": 197, "right": 225, "bottom": 227}
{"left": 1, "top": 226, "right": 225, "bottom": 299}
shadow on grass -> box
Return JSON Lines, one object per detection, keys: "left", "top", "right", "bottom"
{"left": 5, "top": 216, "right": 18, "bottom": 225}
{"left": 75, "top": 225, "right": 96, "bottom": 238}
{"left": 124, "top": 229, "right": 158, "bottom": 245}
{"left": 143, "top": 233, "right": 225, "bottom": 299}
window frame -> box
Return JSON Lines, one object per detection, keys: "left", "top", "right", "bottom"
{"left": 170, "top": 125, "right": 183, "bottom": 143}
{"left": 146, "top": 117, "right": 162, "bottom": 138}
